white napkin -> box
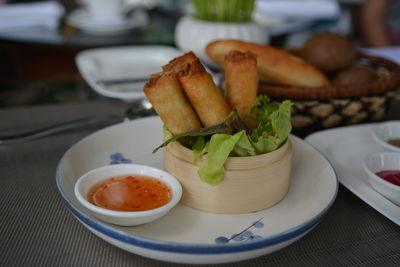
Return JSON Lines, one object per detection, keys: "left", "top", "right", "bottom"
{"left": 255, "top": 0, "right": 340, "bottom": 20}
{"left": 0, "top": 1, "right": 64, "bottom": 31}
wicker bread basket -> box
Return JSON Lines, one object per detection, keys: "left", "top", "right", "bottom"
{"left": 258, "top": 52, "right": 400, "bottom": 131}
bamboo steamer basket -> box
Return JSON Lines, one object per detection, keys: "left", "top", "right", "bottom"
{"left": 163, "top": 137, "right": 292, "bottom": 214}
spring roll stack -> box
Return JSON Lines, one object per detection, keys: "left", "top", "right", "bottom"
{"left": 143, "top": 71, "right": 202, "bottom": 134}
{"left": 144, "top": 52, "right": 232, "bottom": 134}
{"left": 144, "top": 50, "right": 262, "bottom": 135}
{"left": 164, "top": 51, "right": 231, "bottom": 127}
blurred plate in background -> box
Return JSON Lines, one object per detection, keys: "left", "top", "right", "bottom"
{"left": 305, "top": 123, "right": 400, "bottom": 226}
{"left": 76, "top": 46, "right": 183, "bottom": 102}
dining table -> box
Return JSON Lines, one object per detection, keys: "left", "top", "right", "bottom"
{"left": 1, "top": 98, "right": 400, "bottom": 266}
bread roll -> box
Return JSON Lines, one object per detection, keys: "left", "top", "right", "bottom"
{"left": 206, "top": 39, "right": 330, "bottom": 87}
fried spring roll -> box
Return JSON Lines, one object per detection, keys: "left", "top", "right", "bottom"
{"left": 224, "top": 50, "right": 258, "bottom": 128}
{"left": 179, "top": 59, "right": 231, "bottom": 127}
{"left": 162, "top": 51, "right": 198, "bottom": 74}
{"left": 143, "top": 72, "right": 202, "bottom": 134}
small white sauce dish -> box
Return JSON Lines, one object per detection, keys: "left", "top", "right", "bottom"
{"left": 362, "top": 152, "right": 400, "bottom": 206}
{"left": 372, "top": 121, "right": 400, "bottom": 152}
{"left": 74, "top": 164, "right": 182, "bottom": 226}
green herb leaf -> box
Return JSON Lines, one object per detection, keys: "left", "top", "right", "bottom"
{"left": 153, "top": 111, "right": 240, "bottom": 153}
{"left": 233, "top": 96, "right": 292, "bottom": 156}
{"left": 152, "top": 122, "right": 229, "bottom": 154}
{"left": 192, "top": 136, "right": 206, "bottom": 164}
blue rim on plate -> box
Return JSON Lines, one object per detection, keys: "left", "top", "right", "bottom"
{"left": 55, "top": 119, "right": 338, "bottom": 255}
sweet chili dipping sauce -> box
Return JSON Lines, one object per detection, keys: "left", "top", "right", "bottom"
{"left": 375, "top": 170, "right": 400, "bottom": 186}
{"left": 88, "top": 175, "right": 172, "bottom": 211}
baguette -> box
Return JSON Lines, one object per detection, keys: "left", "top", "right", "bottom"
{"left": 206, "top": 39, "right": 330, "bottom": 87}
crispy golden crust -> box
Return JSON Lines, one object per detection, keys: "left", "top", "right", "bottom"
{"left": 143, "top": 71, "right": 202, "bottom": 134}
{"left": 162, "top": 51, "right": 198, "bottom": 74}
{"left": 224, "top": 50, "right": 258, "bottom": 128}
{"left": 223, "top": 50, "right": 257, "bottom": 65}
{"left": 206, "top": 39, "right": 330, "bottom": 87}
{"left": 145, "top": 72, "right": 163, "bottom": 88}
{"left": 178, "top": 59, "right": 231, "bottom": 127}
{"left": 178, "top": 57, "right": 208, "bottom": 78}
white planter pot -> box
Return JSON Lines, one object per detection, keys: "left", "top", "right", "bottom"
{"left": 175, "top": 16, "right": 269, "bottom": 68}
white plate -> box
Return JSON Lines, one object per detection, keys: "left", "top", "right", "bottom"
{"left": 76, "top": 46, "right": 183, "bottom": 102}
{"left": 305, "top": 123, "right": 400, "bottom": 226}
{"left": 56, "top": 117, "right": 338, "bottom": 264}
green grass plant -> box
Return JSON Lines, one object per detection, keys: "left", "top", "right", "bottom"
{"left": 192, "top": 0, "right": 255, "bottom": 23}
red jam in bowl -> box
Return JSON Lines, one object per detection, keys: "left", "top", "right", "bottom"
{"left": 88, "top": 175, "right": 172, "bottom": 211}
{"left": 375, "top": 170, "right": 400, "bottom": 186}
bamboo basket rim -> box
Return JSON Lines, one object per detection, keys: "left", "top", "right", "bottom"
{"left": 165, "top": 137, "right": 291, "bottom": 170}
{"left": 258, "top": 52, "right": 400, "bottom": 100}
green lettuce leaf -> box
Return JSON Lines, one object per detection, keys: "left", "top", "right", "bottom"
{"left": 270, "top": 100, "right": 292, "bottom": 141}
{"left": 198, "top": 131, "right": 244, "bottom": 185}
{"left": 231, "top": 98, "right": 292, "bottom": 157}
{"left": 192, "top": 136, "right": 206, "bottom": 164}
{"left": 156, "top": 96, "right": 292, "bottom": 185}
{"left": 232, "top": 132, "right": 256, "bottom": 156}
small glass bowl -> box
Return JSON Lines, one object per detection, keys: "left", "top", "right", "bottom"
{"left": 74, "top": 164, "right": 182, "bottom": 226}
{"left": 372, "top": 121, "right": 400, "bottom": 152}
{"left": 362, "top": 152, "right": 400, "bottom": 206}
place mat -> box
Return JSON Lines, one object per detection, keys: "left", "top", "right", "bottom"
{"left": 0, "top": 101, "right": 399, "bottom": 266}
